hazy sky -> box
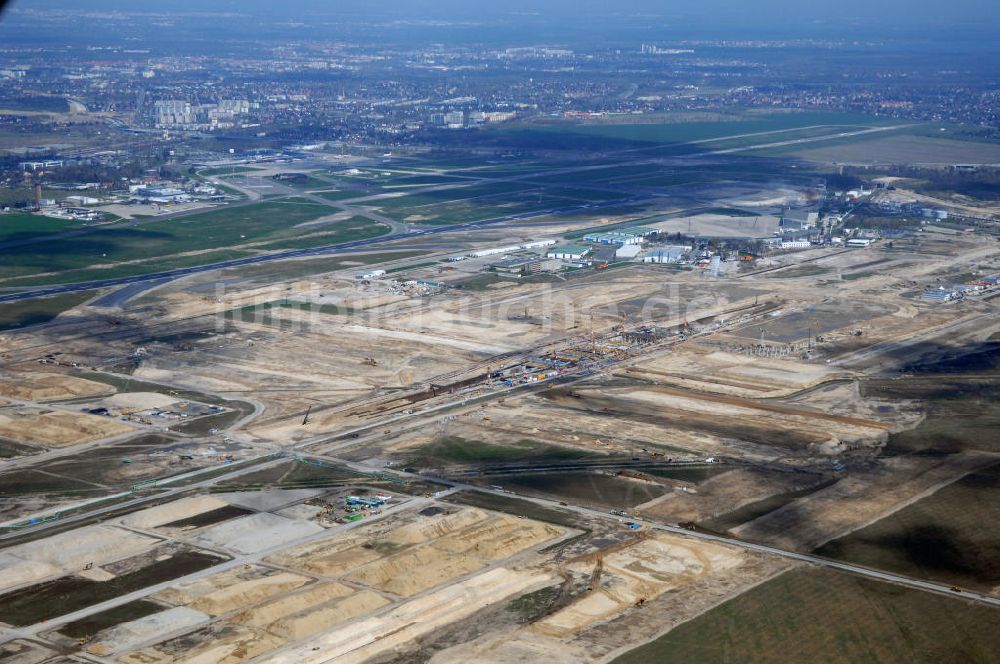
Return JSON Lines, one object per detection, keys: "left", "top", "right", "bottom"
{"left": 6, "top": 0, "right": 1000, "bottom": 26}
{"left": 2, "top": 0, "right": 999, "bottom": 47}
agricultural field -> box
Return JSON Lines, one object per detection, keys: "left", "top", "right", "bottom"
{"left": 864, "top": 343, "right": 1000, "bottom": 455}
{"left": 817, "top": 462, "right": 1000, "bottom": 592}
{"left": 612, "top": 567, "right": 1000, "bottom": 664}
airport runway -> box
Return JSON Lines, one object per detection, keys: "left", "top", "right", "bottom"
{"left": 2, "top": 122, "right": 898, "bottom": 306}
{"left": 0, "top": 194, "right": 651, "bottom": 305}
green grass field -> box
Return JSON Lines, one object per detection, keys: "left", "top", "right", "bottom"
{"left": 613, "top": 567, "right": 1000, "bottom": 664}
{"left": 779, "top": 134, "right": 1000, "bottom": 164}
{"left": 504, "top": 112, "right": 888, "bottom": 151}
{"left": 381, "top": 173, "right": 472, "bottom": 187}
{"left": 255, "top": 216, "right": 389, "bottom": 250}
{"left": 479, "top": 470, "right": 664, "bottom": 509}
{"left": 0, "top": 213, "right": 79, "bottom": 241}
{"left": 864, "top": 374, "right": 1000, "bottom": 455}
{"left": 0, "top": 291, "right": 97, "bottom": 331}
{"left": 372, "top": 181, "right": 539, "bottom": 210}
{"left": 12, "top": 249, "right": 257, "bottom": 287}
{"left": 316, "top": 189, "right": 367, "bottom": 202}
{"left": 274, "top": 174, "right": 329, "bottom": 189}
{"left": 206, "top": 249, "right": 428, "bottom": 285}
{"left": 197, "top": 166, "right": 263, "bottom": 176}
{"left": 369, "top": 179, "right": 592, "bottom": 225}
{"left": 0, "top": 199, "right": 386, "bottom": 285}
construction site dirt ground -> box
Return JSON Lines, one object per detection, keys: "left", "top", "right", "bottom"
{"left": 0, "top": 372, "right": 113, "bottom": 402}
{"left": 95, "top": 262, "right": 774, "bottom": 443}
{"left": 0, "top": 407, "right": 134, "bottom": 448}
{"left": 0, "top": 490, "right": 601, "bottom": 664}
{"left": 0, "top": 433, "right": 258, "bottom": 524}
{"left": 1, "top": 202, "right": 999, "bottom": 663}
{"left": 0, "top": 464, "right": 789, "bottom": 664}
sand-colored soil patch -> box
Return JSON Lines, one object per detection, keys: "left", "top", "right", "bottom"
{"left": 105, "top": 392, "right": 181, "bottom": 411}
{"left": 0, "top": 525, "right": 157, "bottom": 593}
{"left": 0, "top": 372, "right": 113, "bottom": 402}
{"left": 190, "top": 513, "right": 324, "bottom": 555}
{"left": 0, "top": 640, "right": 61, "bottom": 664}
{"left": 535, "top": 534, "right": 743, "bottom": 637}
{"left": 0, "top": 409, "right": 134, "bottom": 447}
{"left": 269, "top": 507, "right": 561, "bottom": 598}
{"left": 231, "top": 583, "right": 390, "bottom": 641}
{"left": 259, "top": 567, "right": 553, "bottom": 664}
{"left": 624, "top": 347, "right": 850, "bottom": 398}
{"left": 122, "top": 496, "right": 230, "bottom": 530}
{"left": 88, "top": 607, "right": 209, "bottom": 657}
{"left": 267, "top": 535, "right": 385, "bottom": 577}
{"left": 345, "top": 512, "right": 560, "bottom": 597}
{"left": 119, "top": 624, "right": 284, "bottom": 664}
{"left": 154, "top": 566, "right": 312, "bottom": 617}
